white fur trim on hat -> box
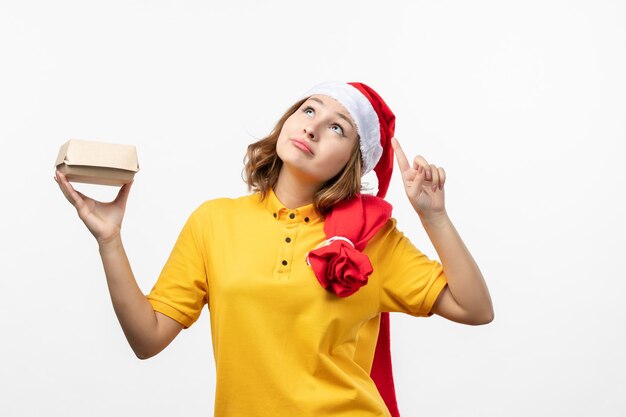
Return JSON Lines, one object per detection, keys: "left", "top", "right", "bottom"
{"left": 299, "top": 82, "right": 382, "bottom": 175}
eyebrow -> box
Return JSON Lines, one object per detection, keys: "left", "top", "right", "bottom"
{"left": 308, "top": 97, "right": 355, "bottom": 130}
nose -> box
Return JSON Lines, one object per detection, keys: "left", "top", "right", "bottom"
{"left": 304, "top": 125, "right": 317, "bottom": 141}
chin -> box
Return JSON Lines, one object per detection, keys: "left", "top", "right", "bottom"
{"left": 277, "top": 158, "right": 327, "bottom": 185}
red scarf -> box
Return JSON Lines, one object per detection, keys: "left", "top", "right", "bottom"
{"left": 307, "top": 194, "right": 400, "bottom": 417}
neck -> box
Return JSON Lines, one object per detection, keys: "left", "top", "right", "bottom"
{"left": 273, "top": 165, "right": 322, "bottom": 209}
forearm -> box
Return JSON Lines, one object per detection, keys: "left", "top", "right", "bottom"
{"left": 98, "top": 235, "right": 159, "bottom": 358}
{"left": 421, "top": 212, "right": 493, "bottom": 320}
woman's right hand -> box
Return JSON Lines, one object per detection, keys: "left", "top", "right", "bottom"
{"left": 54, "top": 170, "right": 133, "bottom": 245}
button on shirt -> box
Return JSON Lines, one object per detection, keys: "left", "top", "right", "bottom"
{"left": 147, "top": 188, "right": 448, "bottom": 417}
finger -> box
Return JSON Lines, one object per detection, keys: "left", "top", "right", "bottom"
{"left": 438, "top": 167, "right": 446, "bottom": 190}
{"left": 114, "top": 181, "right": 133, "bottom": 206}
{"left": 412, "top": 155, "right": 431, "bottom": 180}
{"left": 407, "top": 165, "right": 426, "bottom": 200}
{"left": 54, "top": 174, "right": 68, "bottom": 201}
{"left": 427, "top": 164, "right": 440, "bottom": 191}
{"left": 402, "top": 168, "right": 418, "bottom": 184}
{"left": 58, "top": 171, "right": 85, "bottom": 208}
{"left": 74, "top": 189, "right": 89, "bottom": 201}
{"left": 55, "top": 171, "right": 75, "bottom": 205}
{"left": 391, "top": 137, "right": 411, "bottom": 172}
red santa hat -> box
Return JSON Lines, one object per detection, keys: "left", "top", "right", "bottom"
{"left": 302, "top": 82, "right": 402, "bottom": 416}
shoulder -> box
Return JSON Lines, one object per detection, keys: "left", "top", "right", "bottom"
{"left": 363, "top": 217, "right": 401, "bottom": 258}
{"left": 367, "top": 217, "right": 400, "bottom": 247}
{"left": 189, "top": 193, "right": 262, "bottom": 220}
{"left": 365, "top": 216, "right": 425, "bottom": 258}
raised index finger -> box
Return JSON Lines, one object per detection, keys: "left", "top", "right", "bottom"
{"left": 391, "top": 137, "right": 410, "bottom": 172}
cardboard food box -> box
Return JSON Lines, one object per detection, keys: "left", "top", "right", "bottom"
{"left": 55, "top": 139, "right": 139, "bottom": 186}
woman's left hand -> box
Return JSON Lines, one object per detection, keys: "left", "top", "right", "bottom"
{"left": 391, "top": 137, "right": 447, "bottom": 221}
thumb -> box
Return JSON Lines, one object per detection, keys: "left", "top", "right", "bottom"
{"left": 114, "top": 180, "right": 133, "bottom": 205}
{"left": 407, "top": 166, "right": 427, "bottom": 199}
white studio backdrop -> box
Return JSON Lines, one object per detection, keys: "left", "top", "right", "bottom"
{"left": 1, "top": 0, "right": 625, "bottom": 416}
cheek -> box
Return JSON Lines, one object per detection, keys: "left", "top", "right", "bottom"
{"left": 275, "top": 136, "right": 288, "bottom": 161}
{"left": 275, "top": 123, "right": 293, "bottom": 153}
{"left": 281, "top": 114, "right": 300, "bottom": 133}
{"left": 338, "top": 140, "right": 357, "bottom": 163}
{"left": 322, "top": 142, "right": 355, "bottom": 171}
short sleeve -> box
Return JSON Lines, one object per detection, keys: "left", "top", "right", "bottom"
{"left": 147, "top": 206, "right": 208, "bottom": 328}
{"left": 372, "top": 218, "right": 448, "bottom": 317}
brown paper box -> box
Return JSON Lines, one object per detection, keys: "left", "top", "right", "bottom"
{"left": 55, "top": 139, "right": 140, "bottom": 186}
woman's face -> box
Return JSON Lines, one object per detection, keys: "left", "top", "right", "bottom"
{"left": 276, "top": 94, "right": 359, "bottom": 185}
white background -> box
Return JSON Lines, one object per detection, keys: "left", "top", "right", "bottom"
{"left": 1, "top": 0, "right": 625, "bottom": 416}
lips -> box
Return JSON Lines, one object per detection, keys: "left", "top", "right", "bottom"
{"left": 290, "top": 138, "right": 314, "bottom": 155}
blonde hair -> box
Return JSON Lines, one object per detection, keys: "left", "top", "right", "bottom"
{"left": 243, "top": 98, "right": 362, "bottom": 216}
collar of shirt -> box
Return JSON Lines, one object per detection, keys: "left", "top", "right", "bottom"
{"left": 261, "top": 187, "right": 320, "bottom": 225}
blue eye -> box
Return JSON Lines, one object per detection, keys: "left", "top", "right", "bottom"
{"left": 330, "top": 124, "right": 344, "bottom": 136}
{"left": 303, "top": 106, "right": 315, "bottom": 117}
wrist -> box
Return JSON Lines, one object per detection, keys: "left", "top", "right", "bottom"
{"left": 98, "top": 233, "right": 123, "bottom": 253}
{"left": 419, "top": 210, "right": 449, "bottom": 228}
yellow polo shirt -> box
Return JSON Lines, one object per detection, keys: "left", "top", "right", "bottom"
{"left": 147, "top": 189, "right": 447, "bottom": 417}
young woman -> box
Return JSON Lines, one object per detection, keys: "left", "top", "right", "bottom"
{"left": 54, "top": 81, "right": 493, "bottom": 417}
